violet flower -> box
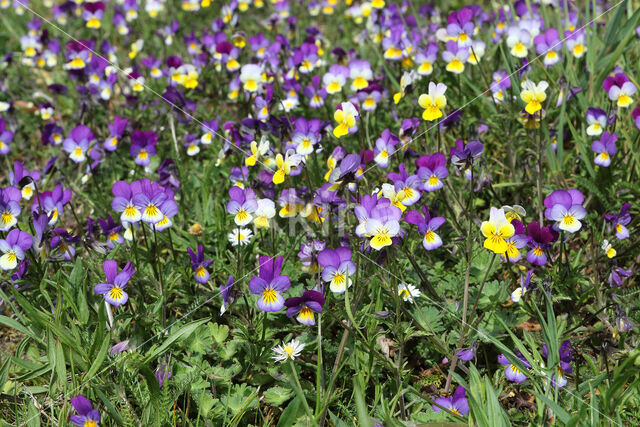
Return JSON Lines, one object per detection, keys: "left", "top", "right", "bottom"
{"left": 603, "top": 73, "right": 636, "bottom": 108}
{"left": 542, "top": 340, "right": 572, "bottom": 388}
{"left": 63, "top": 125, "right": 94, "bottom": 163}
{"left": 103, "top": 116, "right": 128, "bottom": 151}
{"left": 416, "top": 153, "right": 449, "bottom": 192}
{"left": 70, "top": 395, "right": 101, "bottom": 427}
{"left": 432, "top": 385, "right": 469, "bottom": 416}
{"left": 498, "top": 351, "right": 531, "bottom": 382}
{"left": 404, "top": 206, "right": 446, "bottom": 250}
{"left": 0, "top": 186, "right": 21, "bottom": 231}
{"left": 318, "top": 247, "right": 356, "bottom": 294}
{"left": 585, "top": 108, "right": 607, "bottom": 136}
{"left": 544, "top": 189, "right": 586, "bottom": 233}
{"left": 249, "top": 256, "right": 291, "bottom": 312}
{"left": 130, "top": 130, "right": 158, "bottom": 167}
{"left": 591, "top": 131, "right": 617, "bottom": 167}
{"left": 94, "top": 259, "right": 136, "bottom": 307}
{"left": 526, "top": 222, "right": 558, "bottom": 266}
{"left": 187, "top": 244, "right": 213, "bottom": 284}
{"left": 0, "top": 228, "right": 33, "bottom": 270}
{"left": 284, "top": 290, "right": 325, "bottom": 325}
{"left": 605, "top": 203, "right": 631, "bottom": 240}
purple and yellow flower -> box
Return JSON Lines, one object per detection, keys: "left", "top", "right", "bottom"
{"left": 365, "top": 204, "right": 402, "bottom": 251}
{"left": 0, "top": 186, "right": 21, "bottom": 231}
{"left": 442, "top": 41, "right": 469, "bottom": 74}
{"left": 240, "top": 63, "right": 262, "bottom": 92}
{"left": 285, "top": 290, "right": 325, "bottom": 325}
{"left": 103, "top": 116, "right": 128, "bottom": 151}
{"left": 605, "top": 204, "right": 631, "bottom": 240}
{"left": 70, "top": 394, "right": 101, "bottom": 427}
{"left": 603, "top": 73, "right": 636, "bottom": 108}
{"left": 112, "top": 181, "right": 142, "bottom": 224}
{"left": 542, "top": 340, "right": 572, "bottom": 388}
{"left": 130, "top": 130, "right": 158, "bottom": 167}
{"left": 63, "top": 125, "right": 94, "bottom": 163}
{"left": 348, "top": 59, "right": 372, "bottom": 91}
{"left": 591, "top": 131, "right": 617, "bottom": 167}
{"left": 404, "top": 206, "right": 446, "bottom": 250}
{"left": 82, "top": 1, "right": 105, "bottom": 29}
{"left": 416, "top": 153, "right": 449, "bottom": 192}
{"left": 565, "top": 29, "right": 586, "bottom": 58}
{"left": 585, "top": 108, "right": 607, "bottom": 136}
{"left": 226, "top": 187, "right": 257, "bottom": 226}
{"left": 0, "top": 228, "right": 32, "bottom": 270}
{"left": 544, "top": 189, "right": 586, "bottom": 233}
{"left": 490, "top": 70, "right": 511, "bottom": 103}
{"left": 534, "top": 28, "right": 561, "bottom": 66}
{"left": 318, "top": 247, "right": 356, "bottom": 293}
{"left": 273, "top": 150, "right": 303, "bottom": 184}
{"left": 387, "top": 164, "right": 421, "bottom": 206}
{"left": 526, "top": 222, "right": 558, "bottom": 266}
{"left": 446, "top": 8, "right": 474, "bottom": 47}
{"left": 503, "top": 219, "right": 528, "bottom": 262}
{"left": 133, "top": 179, "right": 178, "bottom": 226}
{"left": 297, "top": 240, "right": 326, "bottom": 273}
{"left": 432, "top": 386, "right": 469, "bottom": 416}
{"left": 373, "top": 129, "right": 399, "bottom": 168}
{"left": 0, "top": 118, "right": 14, "bottom": 155}
{"left": 498, "top": 351, "right": 531, "bottom": 383}
{"left": 94, "top": 260, "right": 135, "bottom": 307}
{"left": 480, "top": 207, "right": 515, "bottom": 254}
{"left": 323, "top": 64, "right": 349, "bottom": 94}
{"left": 187, "top": 245, "right": 213, "bottom": 284}
{"left": 609, "top": 266, "right": 631, "bottom": 287}
{"left": 220, "top": 275, "right": 235, "bottom": 314}
{"left": 249, "top": 256, "right": 291, "bottom": 312}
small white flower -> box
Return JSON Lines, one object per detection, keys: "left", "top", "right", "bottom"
{"left": 397, "top": 283, "right": 421, "bottom": 303}
{"left": 272, "top": 339, "right": 305, "bottom": 363}
{"left": 228, "top": 228, "right": 253, "bottom": 246}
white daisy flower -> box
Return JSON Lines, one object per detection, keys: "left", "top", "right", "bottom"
{"left": 272, "top": 339, "right": 305, "bottom": 363}
{"left": 397, "top": 283, "right": 421, "bottom": 303}
{"left": 227, "top": 228, "right": 253, "bottom": 246}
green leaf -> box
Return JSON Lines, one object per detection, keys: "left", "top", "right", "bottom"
{"left": 187, "top": 324, "right": 214, "bottom": 354}
{"left": 84, "top": 334, "right": 110, "bottom": 381}
{"left": 0, "top": 316, "right": 43, "bottom": 345}
{"left": 209, "top": 322, "right": 229, "bottom": 344}
{"left": 353, "top": 375, "right": 373, "bottom": 427}
{"left": 54, "top": 340, "right": 66, "bottom": 388}
{"left": 143, "top": 318, "right": 209, "bottom": 363}
{"left": 277, "top": 396, "right": 301, "bottom": 427}
{"left": 263, "top": 386, "right": 294, "bottom": 406}
{"left": 531, "top": 391, "right": 571, "bottom": 424}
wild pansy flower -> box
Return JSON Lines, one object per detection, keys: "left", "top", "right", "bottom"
{"left": 298, "top": 240, "right": 326, "bottom": 273}
{"left": 187, "top": 245, "right": 213, "bottom": 284}
{"left": 133, "top": 179, "right": 178, "bottom": 226}
{"left": 397, "top": 283, "right": 421, "bottom": 303}
{"left": 520, "top": 80, "right": 548, "bottom": 115}
{"left": 506, "top": 26, "right": 531, "bottom": 58}
{"left": 603, "top": 73, "right": 636, "bottom": 108}
{"left": 405, "top": 206, "right": 446, "bottom": 250}
{"left": 37, "top": 185, "right": 72, "bottom": 226}
{"left": 480, "top": 207, "right": 515, "bottom": 254}
{"left": 50, "top": 228, "right": 80, "bottom": 261}
{"left": 633, "top": 106, "right": 640, "bottom": 130}
{"left": 365, "top": 203, "right": 402, "bottom": 251}
{"left": 416, "top": 153, "right": 449, "bottom": 192}
{"left": 503, "top": 205, "right": 526, "bottom": 222}
{"left": 542, "top": 340, "right": 572, "bottom": 388}
{"left": 278, "top": 188, "right": 303, "bottom": 218}
{"left": 585, "top": 108, "right": 607, "bottom": 136}
{"left": 591, "top": 131, "right": 618, "bottom": 167}
{"left": 227, "top": 185, "right": 258, "bottom": 227}
{"left": 447, "top": 8, "right": 474, "bottom": 47}
{"left": 220, "top": 275, "right": 235, "bottom": 314}
{"left": 0, "top": 229, "right": 32, "bottom": 270}
{"left": 415, "top": 43, "right": 438, "bottom": 76}
{"left": 498, "top": 351, "right": 531, "bottom": 383}
{"left": 200, "top": 119, "right": 219, "bottom": 145}
{"left": 228, "top": 227, "right": 253, "bottom": 246}
{"left": 544, "top": 189, "right": 586, "bottom": 233}
{"left": 419, "top": 82, "right": 447, "bottom": 121}
{"left": 70, "top": 394, "right": 101, "bottom": 427}
{"left": 318, "top": 247, "right": 356, "bottom": 294}
{"left": 387, "top": 164, "right": 421, "bottom": 206}
{"left": 253, "top": 198, "right": 276, "bottom": 229}
{"left": 103, "top": 116, "right": 128, "bottom": 151}
{"left": 63, "top": 40, "right": 91, "bottom": 70}
{"left": 304, "top": 75, "right": 327, "bottom": 108}
{"left": 503, "top": 219, "right": 528, "bottom": 262}
{"left": 273, "top": 150, "right": 303, "bottom": 184}
{"left": 349, "top": 59, "right": 372, "bottom": 91}
{"left": 285, "top": 290, "right": 325, "bottom": 325}
{"left": 94, "top": 259, "right": 135, "bottom": 307}
{"left": 245, "top": 136, "right": 270, "bottom": 167}
{"left": 292, "top": 117, "right": 323, "bottom": 156}
{"left": 511, "top": 270, "right": 533, "bottom": 303}
{"left": 240, "top": 63, "right": 263, "bottom": 92}
{"left": 374, "top": 129, "right": 399, "bottom": 168}
{"left": 605, "top": 203, "right": 631, "bottom": 240}
{"left": 112, "top": 180, "right": 143, "bottom": 224}
{"left": 249, "top": 255, "right": 290, "bottom": 312}
{"left": 393, "top": 70, "right": 418, "bottom": 104}
{"left": 184, "top": 134, "right": 200, "bottom": 156}
{"left": 323, "top": 64, "right": 349, "bottom": 94}
{"left": 333, "top": 101, "right": 359, "bottom": 138}
{"left": 0, "top": 187, "right": 20, "bottom": 232}
{"left": 534, "top": 28, "right": 561, "bottom": 66}
{"left": 490, "top": 70, "right": 511, "bottom": 103}
{"left": 272, "top": 339, "right": 305, "bottom": 362}
{"left": 356, "top": 88, "right": 383, "bottom": 112}
{"left": 601, "top": 240, "right": 616, "bottom": 258}
{"left": 98, "top": 215, "right": 124, "bottom": 248}
{"left": 609, "top": 266, "right": 632, "bottom": 287}
{"left": 442, "top": 41, "right": 469, "bottom": 74}
{"left": 9, "top": 161, "right": 40, "bottom": 200}
{"left": 82, "top": 1, "right": 105, "bottom": 29}
{"left": 565, "top": 28, "right": 586, "bottom": 58}
{"left": 526, "top": 221, "right": 558, "bottom": 266}
{"left": 432, "top": 386, "right": 469, "bottom": 416}
{"left": 63, "top": 125, "right": 94, "bottom": 163}
{"left": 130, "top": 130, "right": 158, "bottom": 167}
{"left": 0, "top": 118, "right": 14, "bottom": 155}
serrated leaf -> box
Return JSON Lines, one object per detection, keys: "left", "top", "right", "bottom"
{"left": 263, "top": 386, "right": 294, "bottom": 406}
{"left": 209, "top": 322, "right": 229, "bottom": 344}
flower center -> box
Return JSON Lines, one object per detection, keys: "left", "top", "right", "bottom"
{"left": 562, "top": 214, "right": 575, "bottom": 226}
{"left": 109, "top": 286, "right": 124, "bottom": 301}
{"left": 1, "top": 211, "right": 13, "bottom": 225}
{"left": 333, "top": 272, "right": 346, "bottom": 284}
{"left": 145, "top": 204, "right": 159, "bottom": 217}
{"left": 262, "top": 288, "right": 278, "bottom": 304}
{"left": 533, "top": 247, "right": 543, "bottom": 256}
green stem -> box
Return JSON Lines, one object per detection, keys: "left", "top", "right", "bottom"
{"left": 288, "top": 359, "right": 317, "bottom": 427}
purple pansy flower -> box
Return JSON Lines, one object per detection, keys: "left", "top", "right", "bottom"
{"left": 0, "top": 117, "right": 14, "bottom": 155}
{"left": 387, "top": 164, "right": 422, "bottom": 206}
{"left": 605, "top": 204, "right": 631, "bottom": 240}
{"left": 226, "top": 186, "right": 258, "bottom": 226}
{"left": 498, "top": 351, "right": 531, "bottom": 382}
{"left": 70, "top": 394, "right": 101, "bottom": 427}
{"left": 432, "top": 385, "right": 469, "bottom": 416}
{"left": 63, "top": 125, "right": 94, "bottom": 163}
{"left": 187, "top": 245, "right": 213, "bottom": 284}
{"left": 220, "top": 275, "right": 235, "bottom": 315}
{"left": 526, "top": 221, "right": 558, "bottom": 266}
{"left": 374, "top": 129, "right": 399, "bottom": 168}
{"left": 416, "top": 153, "right": 449, "bottom": 192}
{"left": 544, "top": 189, "right": 586, "bottom": 233}
{"left": 130, "top": 130, "right": 158, "bottom": 166}
{"left": 103, "top": 116, "right": 128, "bottom": 151}
{"left": 542, "top": 340, "right": 572, "bottom": 388}
{"left": 534, "top": 28, "right": 561, "bottom": 66}
{"left": 609, "top": 266, "right": 632, "bottom": 287}
{"left": 284, "top": 290, "right": 325, "bottom": 325}
{"left": 603, "top": 73, "right": 636, "bottom": 108}
{"left": 0, "top": 186, "right": 21, "bottom": 231}
{"left": 585, "top": 108, "right": 607, "bottom": 136}
{"left": 249, "top": 256, "right": 291, "bottom": 312}
{"left": 318, "top": 247, "right": 356, "bottom": 294}
{"left": 94, "top": 259, "right": 136, "bottom": 307}
{"left": 591, "top": 131, "right": 617, "bottom": 167}
{"left": 450, "top": 140, "right": 483, "bottom": 167}
{"left": 0, "top": 228, "right": 33, "bottom": 270}
{"left": 132, "top": 179, "right": 178, "bottom": 226}
{"left": 404, "top": 206, "right": 446, "bottom": 250}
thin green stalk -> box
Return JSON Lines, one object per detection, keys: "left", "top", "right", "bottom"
{"left": 288, "top": 359, "right": 318, "bottom": 427}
